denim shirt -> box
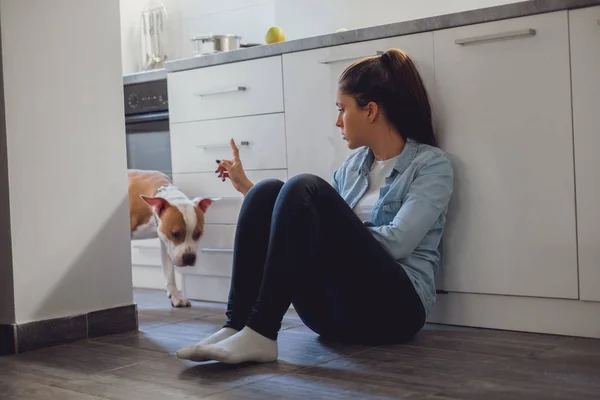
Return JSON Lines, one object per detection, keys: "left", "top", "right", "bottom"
{"left": 331, "top": 140, "right": 454, "bottom": 316}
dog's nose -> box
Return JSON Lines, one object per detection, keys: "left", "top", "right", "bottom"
{"left": 182, "top": 253, "right": 196, "bottom": 266}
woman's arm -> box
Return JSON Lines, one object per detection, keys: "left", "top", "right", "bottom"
{"left": 331, "top": 169, "right": 341, "bottom": 193}
{"left": 367, "top": 154, "right": 454, "bottom": 260}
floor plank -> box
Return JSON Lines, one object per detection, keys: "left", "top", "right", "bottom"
{"left": 89, "top": 356, "right": 287, "bottom": 399}
{"left": 531, "top": 336, "right": 600, "bottom": 369}
{"left": 0, "top": 339, "right": 165, "bottom": 381}
{"left": 134, "top": 290, "right": 226, "bottom": 330}
{"left": 411, "top": 323, "right": 571, "bottom": 358}
{"left": 201, "top": 372, "right": 431, "bottom": 400}
{"left": 0, "top": 379, "right": 107, "bottom": 400}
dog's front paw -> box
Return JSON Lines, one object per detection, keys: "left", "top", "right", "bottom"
{"left": 170, "top": 295, "right": 191, "bottom": 308}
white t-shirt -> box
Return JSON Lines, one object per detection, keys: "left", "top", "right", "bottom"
{"left": 353, "top": 155, "right": 400, "bottom": 222}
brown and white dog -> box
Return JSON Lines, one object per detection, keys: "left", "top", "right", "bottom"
{"left": 128, "top": 169, "right": 212, "bottom": 307}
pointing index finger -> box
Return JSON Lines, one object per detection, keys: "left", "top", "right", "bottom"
{"left": 230, "top": 138, "right": 240, "bottom": 160}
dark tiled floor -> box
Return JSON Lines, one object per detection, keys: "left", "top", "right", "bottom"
{"left": 1, "top": 289, "right": 600, "bottom": 399}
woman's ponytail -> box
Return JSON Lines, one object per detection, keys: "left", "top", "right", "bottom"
{"left": 338, "top": 48, "right": 437, "bottom": 147}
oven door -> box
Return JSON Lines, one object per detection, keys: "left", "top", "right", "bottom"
{"left": 125, "top": 111, "right": 172, "bottom": 180}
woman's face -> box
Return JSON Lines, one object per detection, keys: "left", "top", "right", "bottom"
{"left": 335, "top": 90, "right": 373, "bottom": 149}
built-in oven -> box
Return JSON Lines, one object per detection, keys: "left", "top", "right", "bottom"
{"left": 123, "top": 77, "right": 172, "bottom": 179}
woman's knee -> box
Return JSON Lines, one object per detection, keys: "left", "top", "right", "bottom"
{"left": 246, "top": 178, "right": 284, "bottom": 200}
{"left": 286, "top": 173, "right": 327, "bottom": 187}
{"left": 282, "top": 173, "right": 331, "bottom": 197}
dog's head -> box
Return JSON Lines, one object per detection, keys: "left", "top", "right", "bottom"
{"left": 140, "top": 195, "right": 213, "bottom": 267}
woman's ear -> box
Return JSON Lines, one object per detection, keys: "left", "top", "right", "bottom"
{"left": 366, "top": 101, "right": 379, "bottom": 123}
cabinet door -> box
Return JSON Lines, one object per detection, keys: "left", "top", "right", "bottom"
{"left": 570, "top": 6, "right": 600, "bottom": 302}
{"left": 434, "top": 11, "right": 578, "bottom": 298}
{"left": 282, "top": 32, "right": 435, "bottom": 181}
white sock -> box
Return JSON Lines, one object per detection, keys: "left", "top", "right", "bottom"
{"left": 191, "top": 326, "right": 278, "bottom": 364}
{"left": 175, "top": 327, "right": 238, "bottom": 362}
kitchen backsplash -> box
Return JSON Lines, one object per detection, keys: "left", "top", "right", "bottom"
{"left": 120, "top": 0, "right": 525, "bottom": 75}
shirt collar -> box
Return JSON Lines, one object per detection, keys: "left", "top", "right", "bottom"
{"left": 359, "top": 139, "right": 418, "bottom": 177}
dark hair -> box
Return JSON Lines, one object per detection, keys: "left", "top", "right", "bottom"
{"left": 338, "top": 48, "right": 437, "bottom": 147}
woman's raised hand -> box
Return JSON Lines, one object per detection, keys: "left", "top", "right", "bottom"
{"left": 215, "top": 139, "right": 254, "bottom": 195}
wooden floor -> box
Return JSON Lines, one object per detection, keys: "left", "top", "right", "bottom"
{"left": 1, "top": 289, "right": 600, "bottom": 399}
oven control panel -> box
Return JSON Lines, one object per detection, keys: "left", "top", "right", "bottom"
{"left": 124, "top": 78, "right": 168, "bottom": 115}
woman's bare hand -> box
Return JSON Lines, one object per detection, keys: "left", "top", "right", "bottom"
{"left": 215, "top": 139, "right": 254, "bottom": 195}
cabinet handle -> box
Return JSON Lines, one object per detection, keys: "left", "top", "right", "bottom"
{"left": 197, "top": 141, "right": 250, "bottom": 150}
{"left": 201, "top": 248, "right": 234, "bottom": 253}
{"left": 455, "top": 28, "right": 536, "bottom": 45}
{"left": 318, "top": 51, "right": 384, "bottom": 65}
{"left": 132, "top": 244, "right": 157, "bottom": 249}
{"left": 206, "top": 196, "right": 241, "bottom": 201}
{"left": 193, "top": 86, "right": 247, "bottom": 97}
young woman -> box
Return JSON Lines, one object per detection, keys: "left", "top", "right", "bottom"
{"left": 176, "top": 48, "right": 454, "bottom": 364}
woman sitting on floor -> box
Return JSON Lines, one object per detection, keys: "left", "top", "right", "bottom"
{"left": 176, "top": 48, "right": 454, "bottom": 364}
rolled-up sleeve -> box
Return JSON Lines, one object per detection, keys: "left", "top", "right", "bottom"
{"left": 367, "top": 154, "right": 454, "bottom": 259}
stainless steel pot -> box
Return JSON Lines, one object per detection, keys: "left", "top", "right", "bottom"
{"left": 212, "top": 34, "right": 242, "bottom": 51}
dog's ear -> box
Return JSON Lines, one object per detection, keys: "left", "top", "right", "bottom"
{"left": 193, "top": 197, "right": 214, "bottom": 214}
{"left": 141, "top": 195, "right": 170, "bottom": 216}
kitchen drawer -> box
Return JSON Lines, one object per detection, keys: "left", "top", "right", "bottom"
{"left": 168, "top": 56, "right": 284, "bottom": 123}
{"left": 170, "top": 113, "right": 287, "bottom": 174}
{"left": 182, "top": 274, "right": 231, "bottom": 303}
{"left": 131, "top": 238, "right": 161, "bottom": 266}
{"left": 180, "top": 224, "right": 236, "bottom": 277}
{"left": 173, "top": 169, "right": 288, "bottom": 224}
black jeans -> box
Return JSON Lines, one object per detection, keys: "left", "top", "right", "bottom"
{"left": 223, "top": 173, "right": 426, "bottom": 345}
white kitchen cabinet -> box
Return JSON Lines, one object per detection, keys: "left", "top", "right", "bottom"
{"left": 282, "top": 32, "right": 435, "bottom": 181}
{"left": 433, "top": 11, "right": 578, "bottom": 298}
{"left": 570, "top": 6, "right": 600, "bottom": 302}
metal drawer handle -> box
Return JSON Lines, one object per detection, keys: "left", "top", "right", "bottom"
{"left": 206, "top": 196, "right": 241, "bottom": 201}
{"left": 193, "top": 86, "right": 247, "bottom": 97}
{"left": 201, "top": 248, "right": 234, "bottom": 253}
{"left": 132, "top": 244, "right": 158, "bottom": 249}
{"left": 455, "top": 28, "right": 536, "bottom": 45}
{"left": 318, "top": 51, "right": 384, "bottom": 64}
{"left": 197, "top": 141, "right": 250, "bottom": 150}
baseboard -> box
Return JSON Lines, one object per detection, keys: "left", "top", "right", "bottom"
{"left": 0, "top": 304, "right": 138, "bottom": 356}
{"left": 428, "top": 292, "right": 600, "bottom": 339}
{"left": 0, "top": 324, "right": 15, "bottom": 356}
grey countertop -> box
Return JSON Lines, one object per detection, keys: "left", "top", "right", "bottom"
{"left": 123, "top": 68, "right": 166, "bottom": 86}
{"left": 125, "top": 0, "right": 600, "bottom": 80}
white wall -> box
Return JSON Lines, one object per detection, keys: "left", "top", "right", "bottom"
{"left": 0, "top": 0, "right": 133, "bottom": 323}
{"left": 120, "top": 0, "right": 275, "bottom": 74}
{"left": 274, "top": 0, "right": 527, "bottom": 40}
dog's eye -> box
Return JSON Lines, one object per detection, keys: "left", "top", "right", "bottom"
{"left": 192, "top": 231, "right": 201, "bottom": 241}
{"left": 171, "top": 231, "right": 182, "bottom": 240}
